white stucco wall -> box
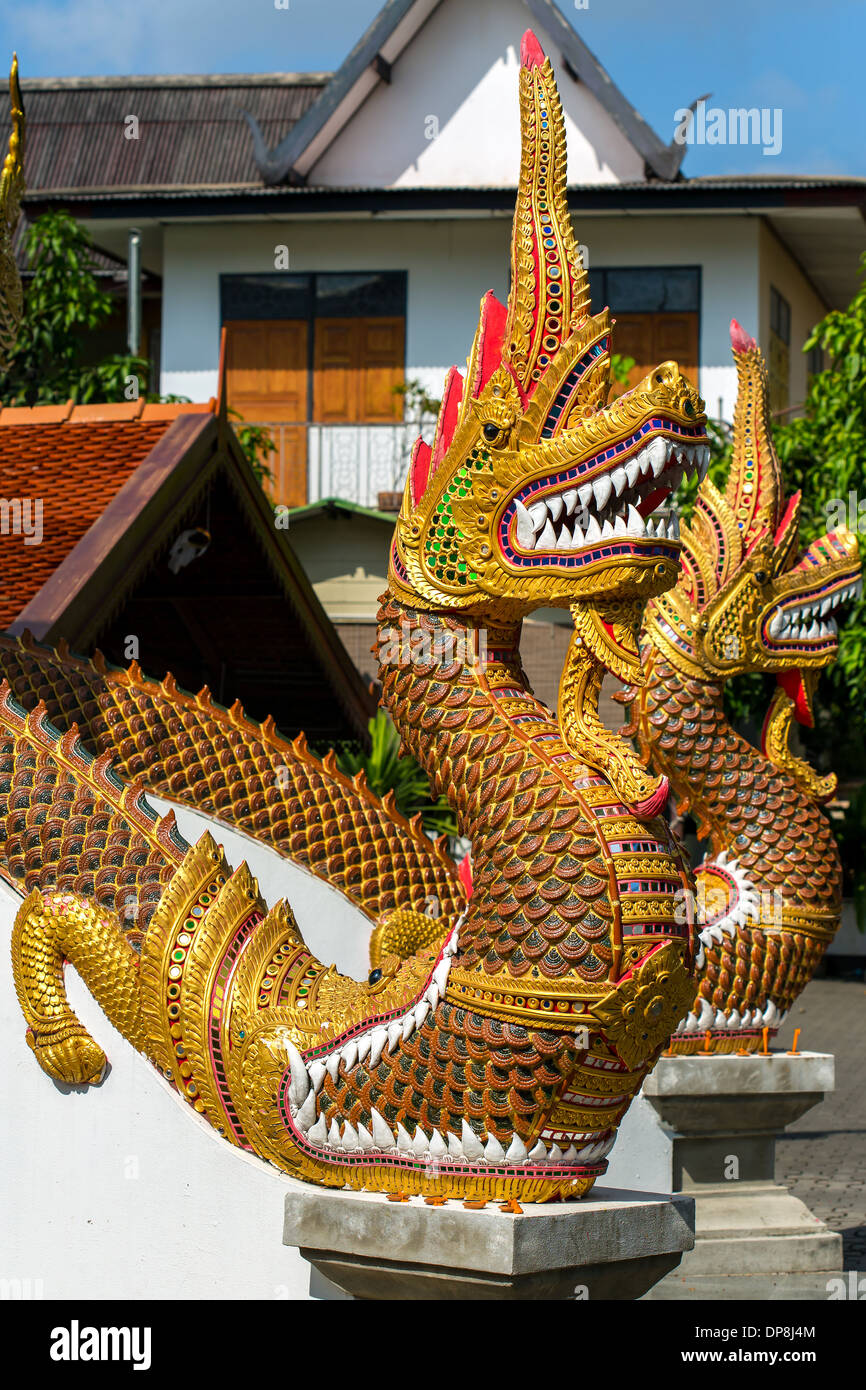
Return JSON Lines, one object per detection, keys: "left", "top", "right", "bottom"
{"left": 758, "top": 221, "right": 829, "bottom": 411}
{"left": 309, "top": 0, "right": 647, "bottom": 190}
{"left": 1, "top": 800, "right": 375, "bottom": 1301}
{"left": 161, "top": 212, "right": 758, "bottom": 424}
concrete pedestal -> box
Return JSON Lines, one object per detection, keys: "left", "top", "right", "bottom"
{"left": 632, "top": 1052, "right": 842, "bottom": 1299}
{"left": 282, "top": 1179, "right": 695, "bottom": 1300}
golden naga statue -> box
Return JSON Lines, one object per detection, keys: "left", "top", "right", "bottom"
{"left": 0, "top": 54, "right": 25, "bottom": 368}
{"left": 7, "top": 32, "right": 707, "bottom": 1202}
{"left": 623, "top": 321, "right": 861, "bottom": 1054}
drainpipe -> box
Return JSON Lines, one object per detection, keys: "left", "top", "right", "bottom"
{"left": 127, "top": 228, "right": 142, "bottom": 357}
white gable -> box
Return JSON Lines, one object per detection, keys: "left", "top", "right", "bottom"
{"left": 309, "top": 0, "right": 647, "bottom": 188}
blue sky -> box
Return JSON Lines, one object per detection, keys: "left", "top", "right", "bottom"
{"left": 2, "top": 0, "right": 862, "bottom": 177}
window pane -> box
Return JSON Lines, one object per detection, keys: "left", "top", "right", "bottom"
{"left": 314, "top": 272, "right": 407, "bottom": 318}
{"left": 605, "top": 268, "right": 700, "bottom": 313}
{"left": 221, "top": 273, "right": 312, "bottom": 321}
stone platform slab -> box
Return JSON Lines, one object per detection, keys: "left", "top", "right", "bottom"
{"left": 282, "top": 1180, "right": 695, "bottom": 1300}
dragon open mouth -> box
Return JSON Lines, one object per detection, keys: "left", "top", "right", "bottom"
{"left": 281, "top": 922, "right": 617, "bottom": 1175}
{"left": 764, "top": 574, "right": 862, "bottom": 654}
{"left": 505, "top": 420, "right": 710, "bottom": 565}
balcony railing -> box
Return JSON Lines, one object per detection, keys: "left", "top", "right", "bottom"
{"left": 237, "top": 421, "right": 420, "bottom": 509}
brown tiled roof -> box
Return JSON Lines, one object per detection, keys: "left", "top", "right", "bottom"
{"left": 0, "top": 399, "right": 214, "bottom": 628}
{"left": 7, "top": 74, "right": 327, "bottom": 194}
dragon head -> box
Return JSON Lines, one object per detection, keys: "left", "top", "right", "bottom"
{"left": 646, "top": 319, "right": 862, "bottom": 799}
{"left": 389, "top": 31, "right": 708, "bottom": 678}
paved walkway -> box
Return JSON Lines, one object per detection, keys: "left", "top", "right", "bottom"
{"left": 774, "top": 974, "right": 866, "bottom": 1271}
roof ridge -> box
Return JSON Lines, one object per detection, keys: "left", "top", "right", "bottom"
{"left": 0, "top": 400, "right": 216, "bottom": 424}
{"left": 19, "top": 72, "right": 332, "bottom": 90}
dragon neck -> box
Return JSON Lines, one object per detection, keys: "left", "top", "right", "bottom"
{"left": 376, "top": 593, "right": 693, "bottom": 993}
{"left": 635, "top": 642, "right": 841, "bottom": 911}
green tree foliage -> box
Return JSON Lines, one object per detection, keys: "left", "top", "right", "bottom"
{"left": 337, "top": 708, "right": 456, "bottom": 838}
{"left": 0, "top": 210, "right": 147, "bottom": 405}
{"left": 677, "top": 260, "right": 866, "bottom": 860}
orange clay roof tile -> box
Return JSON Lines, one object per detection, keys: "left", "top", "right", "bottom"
{"left": 0, "top": 401, "right": 216, "bottom": 629}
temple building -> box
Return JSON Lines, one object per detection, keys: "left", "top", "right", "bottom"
{"left": 0, "top": 393, "right": 374, "bottom": 743}
{"left": 9, "top": 0, "right": 863, "bottom": 513}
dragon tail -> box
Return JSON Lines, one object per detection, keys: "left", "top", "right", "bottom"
{"left": 11, "top": 887, "right": 146, "bottom": 1084}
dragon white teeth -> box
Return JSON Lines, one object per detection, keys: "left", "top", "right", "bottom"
{"left": 371, "top": 1108, "right": 394, "bottom": 1150}
{"left": 412, "top": 1126, "right": 430, "bottom": 1158}
{"left": 578, "top": 481, "right": 594, "bottom": 508}
{"left": 285, "top": 1040, "right": 311, "bottom": 1108}
{"left": 430, "top": 1128, "right": 448, "bottom": 1159}
{"left": 593, "top": 474, "right": 613, "bottom": 510}
{"left": 513, "top": 499, "right": 535, "bottom": 549}
{"left": 387, "top": 1020, "right": 403, "bottom": 1050}
{"left": 506, "top": 1134, "right": 527, "bottom": 1162}
{"left": 307, "top": 1113, "right": 328, "bottom": 1147}
{"left": 547, "top": 1143, "right": 564, "bottom": 1164}
{"left": 340, "top": 1040, "right": 358, "bottom": 1070}
{"left": 610, "top": 465, "right": 628, "bottom": 497}
{"left": 696, "top": 997, "right": 715, "bottom": 1029}
{"left": 296, "top": 1089, "right": 318, "bottom": 1132}
{"left": 484, "top": 1133, "right": 507, "bottom": 1162}
{"left": 369, "top": 1028, "right": 389, "bottom": 1068}
{"left": 570, "top": 521, "right": 585, "bottom": 548}
{"left": 625, "top": 457, "right": 641, "bottom": 488}
{"left": 308, "top": 1060, "right": 326, "bottom": 1094}
{"left": 547, "top": 495, "right": 564, "bottom": 523}
{"left": 528, "top": 501, "right": 547, "bottom": 532}
{"left": 461, "top": 1119, "right": 485, "bottom": 1161}
{"left": 626, "top": 503, "right": 644, "bottom": 537}
{"left": 342, "top": 1121, "right": 360, "bottom": 1152}
{"left": 613, "top": 513, "right": 628, "bottom": 536}
{"left": 562, "top": 488, "right": 578, "bottom": 514}
{"left": 401, "top": 1013, "right": 415, "bottom": 1042}
{"left": 326, "top": 1052, "right": 341, "bottom": 1083}
{"left": 600, "top": 518, "right": 614, "bottom": 540}
{"left": 537, "top": 517, "right": 557, "bottom": 549}
{"left": 413, "top": 1000, "right": 430, "bottom": 1028}
{"left": 584, "top": 514, "right": 602, "bottom": 544}
{"left": 328, "top": 1118, "right": 342, "bottom": 1147}
{"left": 556, "top": 524, "right": 573, "bottom": 551}
{"left": 447, "top": 1131, "right": 463, "bottom": 1160}
{"left": 528, "top": 1140, "right": 547, "bottom": 1162}
{"left": 768, "top": 610, "right": 785, "bottom": 638}
{"left": 646, "top": 438, "right": 668, "bottom": 477}
{"left": 357, "top": 1033, "right": 372, "bottom": 1063}
{"left": 357, "top": 1122, "right": 376, "bottom": 1152}
{"left": 396, "top": 1122, "right": 413, "bottom": 1154}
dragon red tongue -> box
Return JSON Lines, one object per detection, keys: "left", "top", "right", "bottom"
{"left": 628, "top": 776, "right": 670, "bottom": 820}
{"left": 778, "top": 669, "right": 812, "bottom": 726}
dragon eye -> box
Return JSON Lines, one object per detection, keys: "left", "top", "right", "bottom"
{"left": 482, "top": 423, "right": 502, "bottom": 443}
{"left": 755, "top": 570, "right": 768, "bottom": 585}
